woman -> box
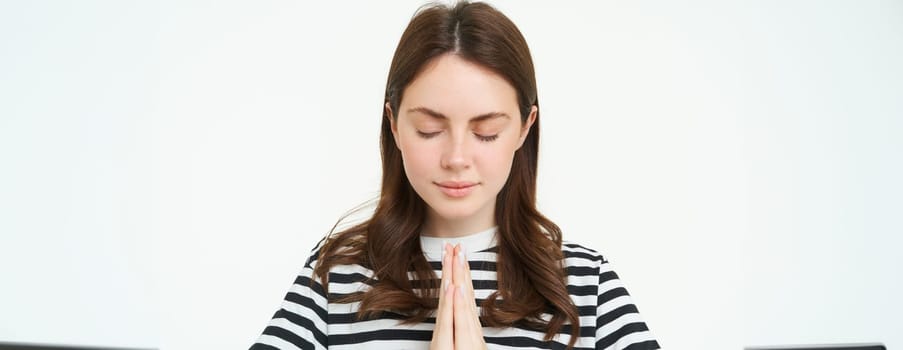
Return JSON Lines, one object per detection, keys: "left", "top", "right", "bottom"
{"left": 251, "top": 1, "right": 659, "bottom": 349}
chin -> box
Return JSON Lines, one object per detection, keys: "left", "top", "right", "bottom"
{"left": 429, "top": 203, "right": 479, "bottom": 220}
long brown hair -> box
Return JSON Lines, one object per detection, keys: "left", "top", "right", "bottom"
{"left": 314, "top": 1, "right": 580, "bottom": 348}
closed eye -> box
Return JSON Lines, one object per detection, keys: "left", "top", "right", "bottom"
{"left": 417, "top": 131, "right": 499, "bottom": 142}
{"left": 476, "top": 134, "right": 498, "bottom": 142}
{"left": 417, "top": 131, "right": 441, "bottom": 138}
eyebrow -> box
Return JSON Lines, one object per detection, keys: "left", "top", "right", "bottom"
{"left": 406, "top": 106, "right": 510, "bottom": 123}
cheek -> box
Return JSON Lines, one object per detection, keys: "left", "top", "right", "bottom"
{"left": 399, "top": 139, "right": 437, "bottom": 181}
{"left": 475, "top": 145, "right": 517, "bottom": 184}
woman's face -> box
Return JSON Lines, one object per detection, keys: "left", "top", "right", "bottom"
{"left": 387, "top": 54, "right": 536, "bottom": 235}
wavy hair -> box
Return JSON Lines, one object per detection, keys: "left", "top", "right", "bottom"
{"left": 313, "top": 1, "right": 580, "bottom": 348}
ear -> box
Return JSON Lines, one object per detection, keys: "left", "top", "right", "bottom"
{"left": 386, "top": 102, "right": 400, "bottom": 149}
{"left": 517, "top": 105, "right": 538, "bottom": 149}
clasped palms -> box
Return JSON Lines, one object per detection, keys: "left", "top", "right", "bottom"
{"left": 430, "top": 243, "right": 489, "bottom": 350}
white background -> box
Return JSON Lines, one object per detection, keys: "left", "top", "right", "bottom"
{"left": 1, "top": 1, "right": 901, "bottom": 349}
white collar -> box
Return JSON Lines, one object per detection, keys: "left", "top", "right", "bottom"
{"left": 419, "top": 225, "right": 498, "bottom": 260}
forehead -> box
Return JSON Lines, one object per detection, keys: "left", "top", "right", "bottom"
{"left": 400, "top": 54, "right": 519, "bottom": 121}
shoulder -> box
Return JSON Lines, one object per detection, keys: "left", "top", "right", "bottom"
{"left": 302, "top": 232, "right": 374, "bottom": 286}
{"left": 561, "top": 240, "right": 608, "bottom": 266}
{"left": 303, "top": 230, "right": 364, "bottom": 267}
{"left": 560, "top": 241, "right": 626, "bottom": 286}
{"left": 303, "top": 206, "right": 373, "bottom": 269}
{"left": 302, "top": 234, "right": 330, "bottom": 269}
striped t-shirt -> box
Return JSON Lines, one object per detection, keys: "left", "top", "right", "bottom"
{"left": 251, "top": 226, "right": 660, "bottom": 350}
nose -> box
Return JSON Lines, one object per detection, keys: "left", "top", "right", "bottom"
{"left": 440, "top": 131, "right": 471, "bottom": 171}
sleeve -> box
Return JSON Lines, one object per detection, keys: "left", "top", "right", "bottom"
{"left": 250, "top": 238, "right": 330, "bottom": 350}
{"left": 595, "top": 256, "right": 661, "bottom": 350}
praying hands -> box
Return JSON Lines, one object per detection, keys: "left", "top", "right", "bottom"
{"left": 430, "top": 243, "right": 489, "bottom": 350}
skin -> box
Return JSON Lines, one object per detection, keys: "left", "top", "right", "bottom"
{"left": 434, "top": 242, "right": 485, "bottom": 350}
{"left": 385, "top": 53, "right": 537, "bottom": 348}
{"left": 386, "top": 53, "right": 537, "bottom": 239}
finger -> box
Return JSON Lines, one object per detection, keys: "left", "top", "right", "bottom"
{"left": 442, "top": 242, "right": 455, "bottom": 305}
{"left": 436, "top": 278, "right": 456, "bottom": 346}
{"left": 452, "top": 244, "right": 475, "bottom": 308}
{"left": 431, "top": 242, "right": 454, "bottom": 348}
{"left": 453, "top": 278, "right": 485, "bottom": 348}
{"left": 453, "top": 244, "right": 466, "bottom": 288}
{"left": 453, "top": 244, "right": 481, "bottom": 344}
{"left": 460, "top": 245, "right": 474, "bottom": 299}
{"left": 462, "top": 253, "right": 481, "bottom": 330}
{"left": 440, "top": 241, "right": 451, "bottom": 298}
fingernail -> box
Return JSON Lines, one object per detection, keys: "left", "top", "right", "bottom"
{"left": 444, "top": 280, "right": 450, "bottom": 292}
{"left": 458, "top": 250, "right": 465, "bottom": 266}
{"left": 459, "top": 284, "right": 465, "bottom": 296}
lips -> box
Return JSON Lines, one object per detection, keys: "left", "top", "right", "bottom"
{"left": 436, "top": 181, "right": 477, "bottom": 189}
{"left": 435, "top": 181, "right": 478, "bottom": 198}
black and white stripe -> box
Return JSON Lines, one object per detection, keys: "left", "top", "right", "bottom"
{"left": 251, "top": 240, "right": 659, "bottom": 350}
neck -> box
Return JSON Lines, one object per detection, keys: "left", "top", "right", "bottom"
{"left": 421, "top": 207, "right": 495, "bottom": 238}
